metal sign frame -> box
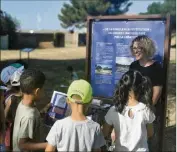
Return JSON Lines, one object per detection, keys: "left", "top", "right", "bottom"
{"left": 86, "top": 14, "right": 171, "bottom": 151}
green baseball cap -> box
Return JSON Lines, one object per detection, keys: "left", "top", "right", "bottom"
{"left": 67, "top": 79, "right": 92, "bottom": 104}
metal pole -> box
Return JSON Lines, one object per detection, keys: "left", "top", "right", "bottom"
{"left": 27, "top": 52, "right": 30, "bottom": 66}
{"left": 19, "top": 50, "right": 21, "bottom": 60}
{"left": 0, "top": 49, "right": 1, "bottom": 70}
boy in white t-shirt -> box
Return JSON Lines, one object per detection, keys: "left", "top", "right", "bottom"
{"left": 103, "top": 70, "right": 155, "bottom": 152}
{"left": 45, "top": 79, "right": 105, "bottom": 152}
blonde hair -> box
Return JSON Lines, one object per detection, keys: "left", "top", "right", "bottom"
{"left": 130, "top": 35, "right": 156, "bottom": 58}
{"left": 68, "top": 94, "right": 89, "bottom": 114}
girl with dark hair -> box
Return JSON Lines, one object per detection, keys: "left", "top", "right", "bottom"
{"left": 129, "top": 35, "right": 164, "bottom": 151}
{"left": 103, "top": 70, "right": 155, "bottom": 152}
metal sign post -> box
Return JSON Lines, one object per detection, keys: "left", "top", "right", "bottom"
{"left": 86, "top": 14, "right": 171, "bottom": 151}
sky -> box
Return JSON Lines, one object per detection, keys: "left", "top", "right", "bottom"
{"left": 1, "top": 0, "right": 163, "bottom": 31}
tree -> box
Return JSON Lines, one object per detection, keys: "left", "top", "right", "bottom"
{"left": 140, "top": 0, "right": 176, "bottom": 30}
{"left": 140, "top": 0, "right": 176, "bottom": 15}
{"left": 0, "top": 10, "right": 20, "bottom": 49}
{"left": 0, "top": 10, "right": 20, "bottom": 35}
{"left": 58, "top": 0, "right": 132, "bottom": 29}
{"left": 140, "top": 2, "right": 162, "bottom": 15}
{"left": 0, "top": 10, "right": 7, "bottom": 35}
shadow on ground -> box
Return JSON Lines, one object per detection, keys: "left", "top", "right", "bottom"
{"left": 1, "top": 58, "right": 176, "bottom": 151}
{"left": 1, "top": 59, "right": 176, "bottom": 99}
{"left": 1, "top": 58, "right": 86, "bottom": 108}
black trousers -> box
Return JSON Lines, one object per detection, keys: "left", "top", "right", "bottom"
{"left": 148, "top": 103, "right": 162, "bottom": 152}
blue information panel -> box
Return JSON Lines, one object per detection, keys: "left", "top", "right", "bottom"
{"left": 90, "top": 20, "right": 166, "bottom": 98}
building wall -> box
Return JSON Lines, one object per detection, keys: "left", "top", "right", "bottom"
{"left": 17, "top": 33, "right": 38, "bottom": 48}
{"left": 64, "top": 32, "right": 78, "bottom": 47}
{"left": 17, "top": 33, "right": 54, "bottom": 48}
{"left": 17, "top": 31, "right": 82, "bottom": 49}
{"left": 0, "top": 35, "right": 9, "bottom": 50}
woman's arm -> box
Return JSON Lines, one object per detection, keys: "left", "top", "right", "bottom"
{"left": 102, "top": 123, "right": 113, "bottom": 140}
{"left": 147, "top": 124, "right": 154, "bottom": 138}
{"left": 152, "top": 86, "right": 162, "bottom": 105}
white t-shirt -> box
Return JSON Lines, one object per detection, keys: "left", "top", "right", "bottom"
{"left": 46, "top": 117, "right": 106, "bottom": 151}
{"left": 105, "top": 102, "right": 155, "bottom": 152}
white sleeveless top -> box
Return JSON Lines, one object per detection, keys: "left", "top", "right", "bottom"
{"left": 105, "top": 102, "right": 155, "bottom": 152}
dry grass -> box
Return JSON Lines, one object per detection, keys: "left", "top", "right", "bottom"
{"left": 1, "top": 44, "right": 176, "bottom": 151}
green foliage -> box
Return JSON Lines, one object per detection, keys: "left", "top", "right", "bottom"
{"left": 0, "top": 10, "right": 20, "bottom": 49}
{"left": 58, "top": 0, "right": 132, "bottom": 29}
{"left": 140, "top": 0, "right": 176, "bottom": 30}
{"left": 140, "top": 2, "right": 162, "bottom": 15}
{"left": 140, "top": 0, "right": 176, "bottom": 15}
{"left": 0, "top": 10, "right": 20, "bottom": 35}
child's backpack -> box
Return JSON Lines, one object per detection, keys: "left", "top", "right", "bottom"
{"left": 7, "top": 95, "right": 22, "bottom": 122}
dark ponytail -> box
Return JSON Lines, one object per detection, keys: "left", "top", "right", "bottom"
{"left": 113, "top": 70, "right": 153, "bottom": 113}
{"left": 113, "top": 75, "right": 131, "bottom": 113}
{"left": 139, "top": 76, "right": 153, "bottom": 107}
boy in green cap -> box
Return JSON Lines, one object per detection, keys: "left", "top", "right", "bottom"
{"left": 45, "top": 79, "right": 105, "bottom": 152}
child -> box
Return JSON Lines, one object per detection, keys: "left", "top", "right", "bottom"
{"left": 1, "top": 65, "right": 24, "bottom": 90}
{"left": 4, "top": 70, "right": 23, "bottom": 150}
{"left": 1, "top": 65, "right": 24, "bottom": 150}
{"left": 103, "top": 70, "right": 155, "bottom": 152}
{"left": 1, "top": 65, "right": 18, "bottom": 90}
{"left": 13, "top": 69, "right": 47, "bottom": 151}
{"left": 4, "top": 70, "right": 23, "bottom": 118}
{"left": 45, "top": 79, "right": 105, "bottom": 152}
{"left": 67, "top": 66, "right": 79, "bottom": 83}
{"left": 129, "top": 35, "right": 163, "bottom": 151}
{"left": 12, "top": 59, "right": 28, "bottom": 69}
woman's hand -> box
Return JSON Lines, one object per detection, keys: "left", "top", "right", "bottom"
{"left": 102, "top": 122, "right": 113, "bottom": 140}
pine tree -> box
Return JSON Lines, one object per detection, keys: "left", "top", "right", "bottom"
{"left": 58, "top": 0, "right": 132, "bottom": 29}
{"left": 140, "top": 0, "right": 176, "bottom": 30}
{"left": 140, "top": 0, "right": 176, "bottom": 15}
